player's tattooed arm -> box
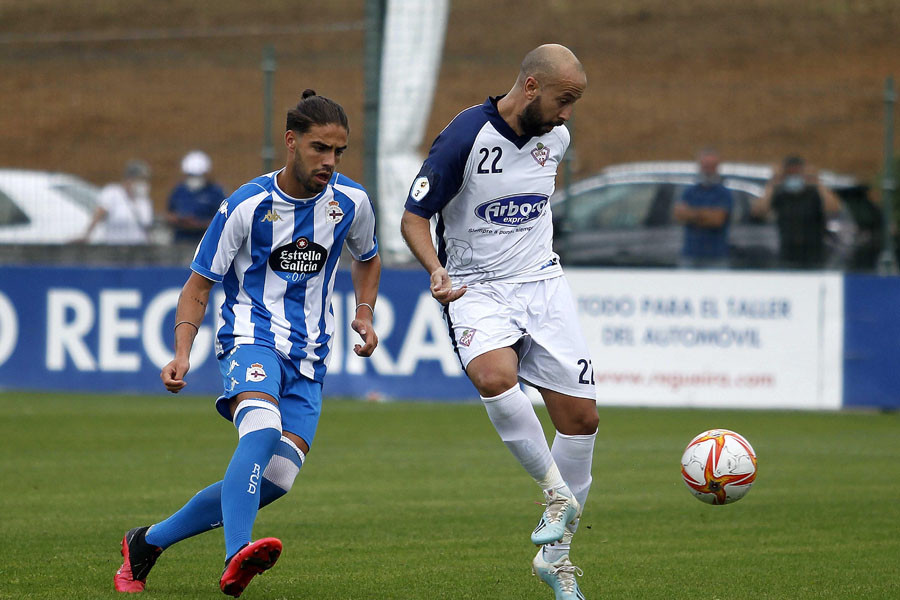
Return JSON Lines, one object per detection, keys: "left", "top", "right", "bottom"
{"left": 162, "top": 272, "right": 215, "bottom": 393}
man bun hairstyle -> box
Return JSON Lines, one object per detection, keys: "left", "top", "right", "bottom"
{"left": 286, "top": 89, "right": 349, "bottom": 134}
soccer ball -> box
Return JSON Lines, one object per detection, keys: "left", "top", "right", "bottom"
{"left": 680, "top": 429, "right": 757, "bottom": 505}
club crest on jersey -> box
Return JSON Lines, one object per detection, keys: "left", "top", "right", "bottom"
{"left": 268, "top": 237, "right": 328, "bottom": 284}
{"left": 246, "top": 363, "right": 267, "bottom": 382}
{"left": 410, "top": 176, "right": 430, "bottom": 202}
{"left": 531, "top": 142, "right": 550, "bottom": 166}
{"left": 326, "top": 200, "right": 344, "bottom": 224}
{"left": 474, "top": 194, "right": 549, "bottom": 227}
{"left": 459, "top": 328, "right": 477, "bottom": 347}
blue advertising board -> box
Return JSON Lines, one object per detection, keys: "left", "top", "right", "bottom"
{"left": 1, "top": 265, "right": 898, "bottom": 409}
{"left": 0, "top": 265, "right": 476, "bottom": 401}
{"left": 842, "top": 274, "right": 900, "bottom": 409}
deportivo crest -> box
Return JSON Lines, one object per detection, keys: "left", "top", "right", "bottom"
{"left": 410, "top": 176, "right": 430, "bottom": 202}
{"left": 531, "top": 142, "right": 550, "bottom": 166}
{"left": 474, "top": 194, "right": 549, "bottom": 227}
{"left": 325, "top": 200, "right": 344, "bottom": 224}
{"left": 246, "top": 363, "right": 267, "bottom": 382}
{"left": 459, "top": 328, "right": 477, "bottom": 347}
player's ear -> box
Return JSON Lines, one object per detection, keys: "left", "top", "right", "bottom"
{"left": 524, "top": 76, "right": 541, "bottom": 99}
{"left": 285, "top": 129, "right": 298, "bottom": 152}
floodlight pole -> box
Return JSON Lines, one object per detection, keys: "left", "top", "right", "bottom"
{"left": 878, "top": 76, "right": 899, "bottom": 275}
{"left": 261, "top": 44, "right": 277, "bottom": 174}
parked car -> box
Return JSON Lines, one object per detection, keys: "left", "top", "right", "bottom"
{"left": 0, "top": 169, "right": 99, "bottom": 244}
{"left": 551, "top": 161, "right": 880, "bottom": 270}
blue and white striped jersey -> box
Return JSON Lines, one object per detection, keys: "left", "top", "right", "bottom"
{"left": 405, "top": 96, "right": 567, "bottom": 285}
{"left": 191, "top": 169, "right": 378, "bottom": 382}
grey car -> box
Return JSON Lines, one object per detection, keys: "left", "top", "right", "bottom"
{"left": 551, "top": 162, "right": 877, "bottom": 270}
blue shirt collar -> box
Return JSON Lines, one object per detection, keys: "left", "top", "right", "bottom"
{"left": 484, "top": 95, "right": 534, "bottom": 149}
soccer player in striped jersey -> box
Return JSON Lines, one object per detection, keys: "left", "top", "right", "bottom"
{"left": 401, "top": 45, "right": 596, "bottom": 600}
{"left": 114, "top": 90, "right": 381, "bottom": 597}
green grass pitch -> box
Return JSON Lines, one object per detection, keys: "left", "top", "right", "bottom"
{"left": 0, "top": 391, "right": 898, "bottom": 599}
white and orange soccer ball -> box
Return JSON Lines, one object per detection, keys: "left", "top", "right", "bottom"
{"left": 680, "top": 429, "right": 757, "bottom": 505}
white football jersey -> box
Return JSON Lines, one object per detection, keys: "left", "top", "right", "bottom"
{"left": 405, "top": 96, "right": 567, "bottom": 285}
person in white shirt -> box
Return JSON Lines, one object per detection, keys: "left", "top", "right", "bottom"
{"left": 81, "top": 159, "right": 154, "bottom": 244}
{"left": 401, "top": 44, "right": 596, "bottom": 600}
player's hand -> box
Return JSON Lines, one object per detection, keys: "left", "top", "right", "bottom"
{"left": 430, "top": 267, "right": 466, "bottom": 304}
{"left": 351, "top": 318, "right": 378, "bottom": 357}
{"left": 161, "top": 356, "right": 190, "bottom": 393}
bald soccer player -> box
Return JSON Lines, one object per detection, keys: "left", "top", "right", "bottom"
{"left": 401, "top": 44, "right": 596, "bottom": 600}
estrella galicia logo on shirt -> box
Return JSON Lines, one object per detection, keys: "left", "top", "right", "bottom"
{"left": 474, "top": 194, "right": 549, "bottom": 227}
{"left": 268, "top": 237, "right": 328, "bottom": 283}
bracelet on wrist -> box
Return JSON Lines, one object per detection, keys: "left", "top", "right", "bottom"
{"left": 174, "top": 320, "right": 199, "bottom": 332}
{"left": 355, "top": 302, "right": 374, "bottom": 317}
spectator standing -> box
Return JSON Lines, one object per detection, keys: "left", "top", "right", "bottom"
{"left": 167, "top": 150, "right": 226, "bottom": 244}
{"left": 753, "top": 155, "right": 841, "bottom": 269}
{"left": 672, "top": 148, "right": 733, "bottom": 268}
{"left": 81, "top": 159, "right": 154, "bottom": 244}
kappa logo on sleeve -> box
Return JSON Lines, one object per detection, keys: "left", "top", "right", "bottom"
{"left": 246, "top": 363, "right": 267, "bottom": 382}
{"left": 410, "top": 176, "right": 430, "bottom": 201}
{"left": 218, "top": 200, "right": 229, "bottom": 215}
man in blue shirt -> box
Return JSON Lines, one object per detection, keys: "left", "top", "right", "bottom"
{"left": 673, "top": 148, "right": 733, "bottom": 268}
{"left": 114, "top": 90, "right": 381, "bottom": 597}
{"left": 166, "top": 150, "right": 227, "bottom": 244}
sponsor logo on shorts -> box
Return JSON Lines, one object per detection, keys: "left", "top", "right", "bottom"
{"left": 410, "top": 176, "right": 430, "bottom": 201}
{"left": 226, "top": 359, "right": 239, "bottom": 375}
{"left": 459, "top": 328, "right": 476, "bottom": 347}
{"left": 531, "top": 142, "right": 550, "bottom": 166}
{"left": 246, "top": 363, "right": 267, "bottom": 382}
{"left": 474, "top": 194, "right": 548, "bottom": 227}
{"left": 325, "top": 200, "right": 344, "bottom": 224}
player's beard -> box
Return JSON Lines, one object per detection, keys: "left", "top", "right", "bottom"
{"left": 518, "top": 96, "right": 561, "bottom": 137}
{"left": 293, "top": 157, "right": 331, "bottom": 197}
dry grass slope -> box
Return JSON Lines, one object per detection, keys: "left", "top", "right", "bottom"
{"left": 1, "top": 0, "right": 898, "bottom": 206}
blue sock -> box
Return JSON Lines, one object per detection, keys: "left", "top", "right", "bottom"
{"left": 221, "top": 401, "right": 282, "bottom": 560}
{"left": 144, "top": 479, "right": 288, "bottom": 550}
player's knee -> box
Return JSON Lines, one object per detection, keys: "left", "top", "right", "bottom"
{"left": 261, "top": 436, "right": 306, "bottom": 493}
{"left": 560, "top": 407, "right": 599, "bottom": 436}
{"left": 233, "top": 398, "right": 282, "bottom": 439}
{"left": 470, "top": 372, "right": 519, "bottom": 398}
{"left": 580, "top": 409, "right": 600, "bottom": 434}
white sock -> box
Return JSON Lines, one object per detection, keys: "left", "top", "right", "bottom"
{"left": 543, "top": 430, "right": 597, "bottom": 563}
{"left": 481, "top": 385, "right": 565, "bottom": 491}
{"left": 552, "top": 430, "right": 596, "bottom": 517}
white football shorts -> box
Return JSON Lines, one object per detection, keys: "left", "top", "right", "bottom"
{"left": 444, "top": 275, "right": 597, "bottom": 399}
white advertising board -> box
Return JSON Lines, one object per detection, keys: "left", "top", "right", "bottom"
{"left": 567, "top": 269, "right": 843, "bottom": 410}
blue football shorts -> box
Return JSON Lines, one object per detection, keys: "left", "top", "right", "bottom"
{"left": 215, "top": 344, "right": 323, "bottom": 449}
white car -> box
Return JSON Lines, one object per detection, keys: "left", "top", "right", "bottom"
{"left": 0, "top": 169, "right": 99, "bottom": 244}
